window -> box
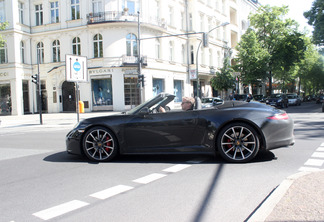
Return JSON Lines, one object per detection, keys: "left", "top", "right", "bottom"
{"left": 92, "top": 78, "right": 113, "bottom": 106}
{"left": 19, "top": 2, "right": 24, "bottom": 24}
{"left": 35, "top": 4, "right": 43, "bottom": 26}
{"left": 126, "top": 33, "right": 137, "bottom": 56}
{"left": 169, "top": 41, "right": 173, "bottom": 62}
{"left": 209, "top": 49, "right": 213, "bottom": 66}
{"left": 155, "top": 39, "right": 160, "bottom": 59}
{"left": 52, "top": 40, "right": 60, "bottom": 62}
{"left": 126, "top": 0, "right": 135, "bottom": 15}
{"left": 200, "top": 14, "right": 204, "bottom": 32}
{"left": 71, "top": 0, "right": 80, "bottom": 20}
{"left": 93, "top": 34, "right": 103, "bottom": 58}
{"left": 181, "top": 12, "right": 185, "bottom": 30}
{"left": 20, "top": 41, "right": 25, "bottom": 63}
{"left": 181, "top": 44, "right": 186, "bottom": 64}
{"left": 72, "top": 37, "right": 81, "bottom": 55}
{"left": 51, "top": 1, "right": 59, "bottom": 23}
{"left": 124, "top": 76, "right": 140, "bottom": 106}
{"left": 190, "top": 45, "right": 194, "bottom": 64}
{"left": 92, "top": 0, "right": 102, "bottom": 14}
{"left": 37, "top": 42, "right": 44, "bottom": 64}
{"left": 189, "top": 13, "right": 193, "bottom": 31}
{"left": 168, "top": 6, "right": 173, "bottom": 26}
{"left": 0, "top": 0, "right": 5, "bottom": 22}
{"left": 173, "top": 80, "right": 183, "bottom": 103}
{"left": 152, "top": 79, "right": 164, "bottom": 97}
{"left": 0, "top": 43, "right": 7, "bottom": 64}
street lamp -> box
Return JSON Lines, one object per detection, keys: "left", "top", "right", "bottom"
{"left": 196, "top": 22, "right": 230, "bottom": 98}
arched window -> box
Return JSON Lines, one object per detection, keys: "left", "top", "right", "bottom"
{"left": 0, "top": 43, "right": 8, "bottom": 64}
{"left": 181, "top": 44, "right": 186, "bottom": 64}
{"left": 52, "top": 40, "right": 60, "bottom": 62}
{"left": 37, "top": 42, "right": 44, "bottom": 64}
{"left": 72, "top": 37, "right": 81, "bottom": 55}
{"left": 126, "top": 33, "right": 137, "bottom": 56}
{"left": 20, "top": 41, "right": 25, "bottom": 63}
{"left": 169, "top": 41, "right": 173, "bottom": 62}
{"left": 93, "top": 34, "right": 103, "bottom": 58}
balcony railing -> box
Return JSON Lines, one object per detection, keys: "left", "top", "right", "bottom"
{"left": 122, "top": 55, "right": 147, "bottom": 67}
{"left": 87, "top": 11, "right": 166, "bottom": 28}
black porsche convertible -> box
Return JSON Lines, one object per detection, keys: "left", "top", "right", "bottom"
{"left": 66, "top": 93, "right": 294, "bottom": 163}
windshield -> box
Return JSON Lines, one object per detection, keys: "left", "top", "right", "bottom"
{"left": 125, "top": 93, "right": 175, "bottom": 115}
{"left": 270, "top": 94, "right": 282, "bottom": 98}
{"left": 201, "top": 98, "right": 213, "bottom": 103}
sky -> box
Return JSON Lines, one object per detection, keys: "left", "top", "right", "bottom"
{"left": 258, "top": 0, "right": 314, "bottom": 32}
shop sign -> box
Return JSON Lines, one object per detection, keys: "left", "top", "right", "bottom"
{"left": 89, "top": 68, "right": 114, "bottom": 74}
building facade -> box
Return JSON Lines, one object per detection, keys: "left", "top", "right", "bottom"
{"left": 0, "top": 0, "right": 259, "bottom": 115}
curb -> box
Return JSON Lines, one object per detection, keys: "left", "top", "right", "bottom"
{"left": 247, "top": 171, "right": 312, "bottom": 222}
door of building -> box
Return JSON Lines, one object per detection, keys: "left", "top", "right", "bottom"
{"left": 62, "top": 81, "right": 76, "bottom": 112}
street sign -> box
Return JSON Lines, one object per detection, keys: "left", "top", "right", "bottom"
{"left": 66, "top": 55, "right": 88, "bottom": 82}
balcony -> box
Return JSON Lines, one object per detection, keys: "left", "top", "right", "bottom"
{"left": 122, "top": 55, "right": 147, "bottom": 67}
{"left": 87, "top": 11, "right": 166, "bottom": 28}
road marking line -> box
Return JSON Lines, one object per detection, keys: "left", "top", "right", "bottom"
{"left": 304, "top": 158, "right": 324, "bottom": 167}
{"left": 316, "top": 147, "right": 324, "bottom": 152}
{"left": 133, "top": 173, "right": 166, "bottom": 184}
{"left": 163, "top": 164, "right": 191, "bottom": 173}
{"left": 89, "top": 185, "right": 134, "bottom": 200}
{"left": 33, "top": 200, "right": 89, "bottom": 220}
{"left": 298, "top": 166, "right": 321, "bottom": 172}
{"left": 311, "top": 152, "right": 324, "bottom": 158}
{"left": 320, "top": 143, "right": 324, "bottom": 147}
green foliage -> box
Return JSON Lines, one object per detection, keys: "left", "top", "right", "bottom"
{"left": 235, "top": 5, "right": 311, "bottom": 94}
{"left": 211, "top": 57, "right": 235, "bottom": 92}
{"left": 0, "top": 22, "right": 9, "bottom": 47}
{"left": 304, "top": 0, "right": 324, "bottom": 45}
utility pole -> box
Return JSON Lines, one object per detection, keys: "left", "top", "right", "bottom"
{"left": 137, "top": 11, "right": 144, "bottom": 103}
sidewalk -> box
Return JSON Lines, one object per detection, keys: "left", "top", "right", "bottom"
{"left": 1, "top": 112, "right": 324, "bottom": 222}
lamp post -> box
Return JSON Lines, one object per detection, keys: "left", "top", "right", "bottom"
{"left": 196, "top": 22, "right": 229, "bottom": 98}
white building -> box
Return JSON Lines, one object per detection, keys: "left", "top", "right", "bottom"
{"left": 0, "top": 0, "right": 259, "bottom": 115}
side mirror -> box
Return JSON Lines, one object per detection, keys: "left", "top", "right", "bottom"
{"left": 138, "top": 107, "right": 150, "bottom": 115}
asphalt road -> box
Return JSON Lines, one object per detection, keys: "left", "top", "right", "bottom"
{"left": 0, "top": 102, "right": 323, "bottom": 222}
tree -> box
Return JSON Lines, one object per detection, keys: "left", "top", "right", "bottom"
{"left": 234, "top": 29, "right": 269, "bottom": 93}
{"left": 304, "top": 0, "right": 324, "bottom": 45}
{"left": 244, "top": 5, "right": 306, "bottom": 94}
{"left": 210, "top": 57, "right": 235, "bottom": 98}
{"left": 0, "top": 22, "right": 8, "bottom": 47}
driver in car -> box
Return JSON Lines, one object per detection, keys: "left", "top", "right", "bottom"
{"left": 159, "top": 96, "right": 195, "bottom": 112}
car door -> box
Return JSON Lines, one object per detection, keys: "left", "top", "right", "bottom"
{"left": 124, "top": 110, "right": 199, "bottom": 153}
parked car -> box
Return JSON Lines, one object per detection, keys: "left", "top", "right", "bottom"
{"left": 287, "top": 94, "right": 301, "bottom": 106}
{"left": 253, "top": 94, "right": 266, "bottom": 103}
{"left": 66, "top": 93, "right": 295, "bottom": 163}
{"left": 266, "top": 94, "right": 289, "bottom": 108}
{"left": 234, "top": 94, "right": 248, "bottom": 101}
{"left": 316, "top": 95, "right": 324, "bottom": 104}
{"left": 201, "top": 97, "right": 224, "bottom": 108}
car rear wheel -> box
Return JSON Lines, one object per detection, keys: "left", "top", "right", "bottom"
{"left": 217, "top": 123, "right": 259, "bottom": 163}
{"left": 82, "top": 127, "right": 118, "bottom": 162}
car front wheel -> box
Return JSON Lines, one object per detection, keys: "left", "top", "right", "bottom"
{"left": 82, "top": 127, "right": 118, "bottom": 162}
{"left": 217, "top": 123, "right": 259, "bottom": 163}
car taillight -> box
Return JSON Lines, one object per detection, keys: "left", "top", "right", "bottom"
{"left": 267, "top": 113, "right": 289, "bottom": 120}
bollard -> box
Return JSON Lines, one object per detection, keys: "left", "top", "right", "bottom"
{"left": 79, "top": 101, "right": 84, "bottom": 113}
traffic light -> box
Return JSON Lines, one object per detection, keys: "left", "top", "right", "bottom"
{"left": 138, "top": 74, "right": 145, "bottom": 87}
{"left": 31, "top": 74, "right": 39, "bottom": 85}
{"left": 202, "top": 32, "right": 209, "bottom": 47}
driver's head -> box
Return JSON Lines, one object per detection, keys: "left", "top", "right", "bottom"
{"left": 181, "top": 97, "right": 195, "bottom": 111}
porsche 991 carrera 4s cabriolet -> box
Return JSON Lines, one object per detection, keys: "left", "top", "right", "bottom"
{"left": 66, "top": 93, "right": 294, "bottom": 163}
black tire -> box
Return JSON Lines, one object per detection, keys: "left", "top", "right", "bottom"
{"left": 82, "top": 126, "right": 118, "bottom": 162}
{"left": 217, "top": 122, "right": 260, "bottom": 163}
